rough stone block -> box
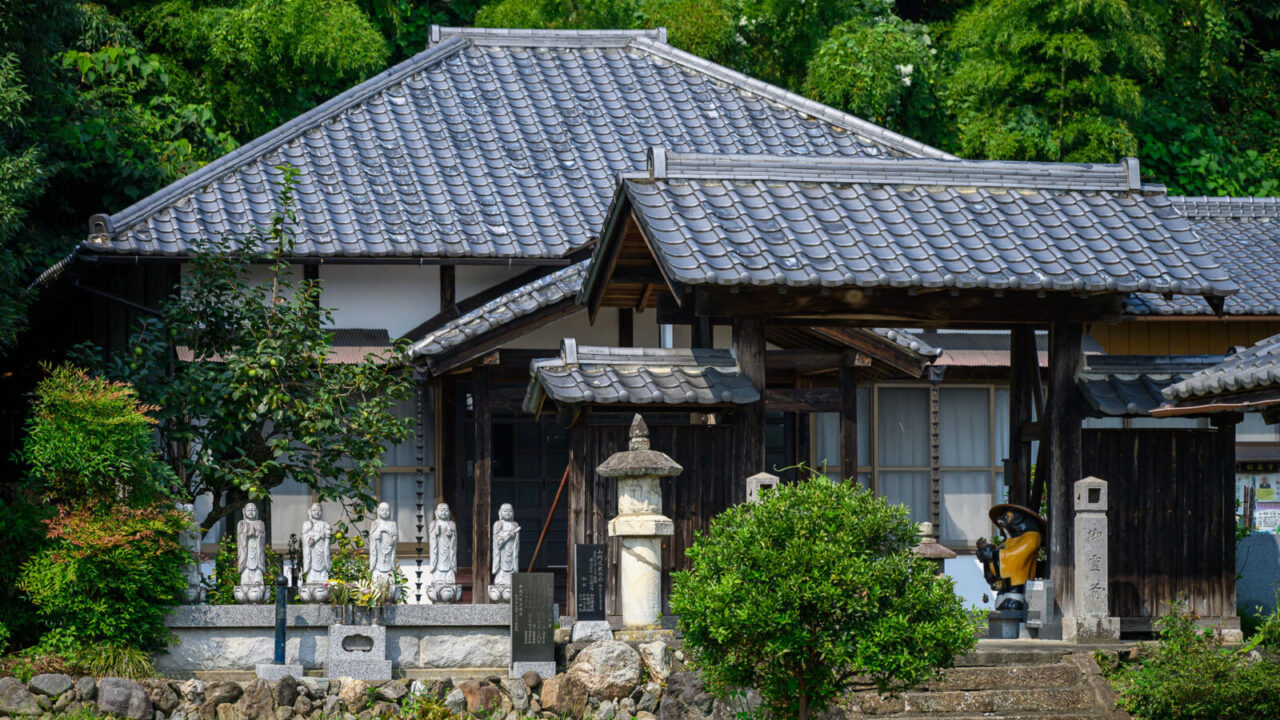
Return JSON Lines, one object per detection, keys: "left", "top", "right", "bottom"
{"left": 1062, "top": 615, "right": 1120, "bottom": 642}
{"left": 419, "top": 627, "right": 508, "bottom": 668}
{"left": 570, "top": 620, "right": 613, "bottom": 643}
{"left": 255, "top": 665, "right": 304, "bottom": 683}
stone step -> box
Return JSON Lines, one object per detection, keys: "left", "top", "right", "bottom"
{"left": 843, "top": 685, "right": 1097, "bottom": 716}
{"left": 924, "top": 663, "right": 1082, "bottom": 692}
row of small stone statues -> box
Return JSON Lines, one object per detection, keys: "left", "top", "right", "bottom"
{"left": 180, "top": 500, "right": 521, "bottom": 605}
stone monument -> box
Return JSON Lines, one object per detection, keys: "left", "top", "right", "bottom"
{"left": 178, "top": 502, "right": 205, "bottom": 603}
{"left": 745, "top": 471, "right": 779, "bottom": 504}
{"left": 510, "top": 573, "right": 556, "bottom": 679}
{"left": 1063, "top": 477, "right": 1121, "bottom": 642}
{"left": 234, "top": 502, "right": 267, "bottom": 604}
{"left": 599, "top": 414, "right": 681, "bottom": 629}
{"left": 369, "top": 501, "right": 398, "bottom": 602}
{"left": 571, "top": 543, "right": 612, "bottom": 642}
{"left": 298, "top": 503, "right": 331, "bottom": 603}
{"left": 912, "top": 521, "right": 956, "bottom": 575}
{"left": 326, "top": 623, "right": 392, "bottom": 680}
{"left": 426, "top": 503, "right": 462, "bottom": 603}
{"left": 489, "top": 503, "right": 520, "bottom": 603}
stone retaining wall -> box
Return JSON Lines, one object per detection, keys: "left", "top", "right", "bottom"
{"left": 160, "top": 606, "right": 510, "bottom": 675}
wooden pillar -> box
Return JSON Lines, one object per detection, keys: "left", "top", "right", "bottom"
{"left": 440, "top": 265, "right": 456, "bottom": 310}
{"left": 733, "top": 318, "right": 766, "bottom": 503}
{"left": 839, "top": 358, "right": 858, "bottom": 483}
{"left": 471, "top": 368, "right": 492, "bottom": 603}
{"left": 794, "top": 376, "right": 811, "bottom": 476}
{"left": 618, "top": 309, "right": 634, "bottom": 347}
{"left": 565, "top": 430, "right": 587, "bottom": 616}
{"left": 1046, "top": 323, "right": 1083, "bottom": 617}
{"left": 692, "top": 317, "right": 713, "bottom": 348}
{"left": 1007, "top": 326, "right": 1036, "bottom": 507}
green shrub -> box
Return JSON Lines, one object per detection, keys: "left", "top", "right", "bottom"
{"left": 19, "top": 504, "right": 192, "bottom": 653}
{"left": 670, "top": 475, "right": 978, "bottom": 720}
{"left": 21, "top": 364, "right": 177, "bottom": 506}
{"left": 1106, "top": 604, "right": 1280, "bottom": 719}
{"left": 0, "top": 494, "right": 52, "bottom": 651}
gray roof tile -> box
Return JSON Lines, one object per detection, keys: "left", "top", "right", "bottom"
{"left": 87, "top": 28, "right": 949, "bottom": 259}
{"left": 1079, "top": 355, "right": 1221, "bottom": 416}
{"left": 1163, "top": 333, "right": 1280, "bottom": 401}
{"left": 523, "top": 339, "right": 761, "bottom": 412}
{"left": 597, "top": 151, "right": 1236, "bottom": 297}
{"left": 1127, "top": 196, "right": 1280, "bottom": 315}
{"left": 406, "top": 261, "right": 586, "bottom": 359}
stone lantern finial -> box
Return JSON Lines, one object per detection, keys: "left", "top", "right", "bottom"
{"left": 629, "top": 414, "right": 650, "bottom": 450}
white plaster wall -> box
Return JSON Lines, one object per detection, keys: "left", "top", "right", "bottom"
{"left": 456, "top": 265, "right": 527, "bottom": 302}
{"left": 319, "top": 265, "right": 440, "bottom": 338}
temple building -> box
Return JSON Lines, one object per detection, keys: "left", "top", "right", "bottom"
{"left": 34, "top": 27, "right": 1280, "bottom": 632}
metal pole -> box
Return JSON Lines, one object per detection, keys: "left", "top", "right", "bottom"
{"left": 273, "top": 575, "right": 288, "bottom": 664}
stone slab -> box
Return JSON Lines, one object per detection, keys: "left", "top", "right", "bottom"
{"left": 1062, "top": 616, "right": 1121, "bottom": 643}
{"left": 509, "top": 662, "right": 555, "bottom": 681}
{"left": 512, "top": 574, "right": 555, "bottom": 665}
{"left": 255, "top": 664, "right": 304, "bottom": 682}
{"left": 987, "top": 610, "right": 1025, "bottom": 640}
{"left": 570, "top": 620, "right": 613, "bottom": 643}
{"left": 166, "top": 604, "right": 510, "bottom": 628}
{"left": 326, "top": 659, "right": 392, "bottom": 681}
{"left": 1238, "top": 532, "right": 1280, "bottom": 615}
{"left": 574, "top": 544, "right": 607, "bottom": 621}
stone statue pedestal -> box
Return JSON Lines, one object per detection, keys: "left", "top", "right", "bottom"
{"left": 235, "top": 584, "right": 267, "bottom": 604}
{"left": 326, "top": 624, "right": 392, "bottom": 680}
{"left": 298, "top": 583, "right": 329, "bottom": 604}
{"left": 488, "top": 584, "right": 511, "bottom": 603}
{"left": 600, "top": 415, "right": 682, "bottom": 629}
{"left": 426, "top": 583, "right": 462, "bottom": 603}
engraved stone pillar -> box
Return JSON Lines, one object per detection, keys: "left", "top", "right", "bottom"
{"left": 599, "top": 415, "right": 682, "bottom": 629}
{"left": 1063, "top": 476, "right": 1120, "bottom": 641}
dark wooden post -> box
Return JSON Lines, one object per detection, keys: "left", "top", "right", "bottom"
{"left": 471, "top": 367, "right": 492, "bottom": 603}
{"left": 618, "top": 309, "right": 634, "bottom": 347}
{"left": 440, "top": 265, "right": 456, "bottom": 310}
{"left": 1046, "top": 323, "right": 1083, "bottom": 617}
{"left": 733, "top": 318, "right": 766, "bottom": 503}
{"left": 839, "top": 357, "right": 858, "bottom": 482}
{"left": 1007, "top": 326, "right": 1036, "bottom": 507}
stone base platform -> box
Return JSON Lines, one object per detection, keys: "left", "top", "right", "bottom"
{"left": 614, "top": 627, "right": 675, "bottom": 643}
{"left": 255, "top": 663, "right": 304, "bottom": 681}
{"left": 160, "top": 604, "right": 510, "bottom": 676}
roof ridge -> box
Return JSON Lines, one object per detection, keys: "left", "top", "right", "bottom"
{"left": 98, "top": 36, "right": 472, "bottom": 237}
{"left": 432, "top": 26, "right": 667, "bottom": 46}
{"left": 643, "top": 148, "right": 1146, "bottom": 192}
{"left": 629, "top": 37, "right": 955, "bottom": 161}
{"left": 1171, "top": 195, "right": 1280, "bottom": 219}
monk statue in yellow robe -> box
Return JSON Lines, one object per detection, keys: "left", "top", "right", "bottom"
{"left": 976, "top": 504, "right": 1046, "bottom": 611}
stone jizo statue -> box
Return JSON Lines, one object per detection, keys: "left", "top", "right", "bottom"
{"left": 489, "top": 503, "right": 520, "bottom": 603}
{"left": 369, "top": 501, "right": 398, "bottom": 602}
{"left": 179, "top": 502, "right": 204, "bottom": 604}
{"left": 234, "top": 502, "right": 267, "bottom": 604}
{"left": 976, "top": 504, "right": 1045, "bottom": 611}
{"left": 299, "top": 503, "right": 331, "bottom": 603}
{"left": 427, "top": 503, "right": 462, "bottom": 603}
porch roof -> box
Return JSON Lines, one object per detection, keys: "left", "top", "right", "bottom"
{"left": 582, "top": 150, "right": 1237, "bottom": 321}
{"left": 522, "top": 339, "right": 760, "bottom": 413}
{"left": 1077, "top": 354, "right": 1222, "bottom": 417}
{"left": 80, "top": 27, "right": 946, "bottom": 261}
{"left": 1161, "top": 333, "right": 1280, "bottom": 404}
{"left": 1127, "top": 197, "right": 1280, "bottom": 316}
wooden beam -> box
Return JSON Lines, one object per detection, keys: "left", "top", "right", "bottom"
{"left": 766, "top": 387, "right": 839, "bottom": 413}
{"left": 811, "top": 327, "right": 931, "bottom": 377}
{"left": 733, "top": 318, "right": 766, "bottom": 503}
{"left": 1046, "top": 323, "right": 1083, "bottom": 617}
{"left": 839, "top": 361, "right": 858, "bottom": 482}
{"left": 471, "top": 368, "right": 493, "bottom": 603}
{"left": 636, "top": 284, "right": 655, "bottom": 313}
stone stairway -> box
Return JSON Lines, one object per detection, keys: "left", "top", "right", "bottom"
{"left": 832, "top": 647, "right": 1129, "bottom": 719}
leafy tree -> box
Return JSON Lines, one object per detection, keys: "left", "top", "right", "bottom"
{"left": 83, "top": 173, "right": 413, "bottom": 533}
{"left": 0, "top": 52, "right": 45, "bottom": 350}
{"left": 135, "top": 0, "right": 390, "bottom": 139}
{"left": 21, "top": 363, "right": 179, "bottom": 506}
{"left": 946, "top": 0, "right": 1163, "bottom": 162}
{"left": 669, "top": 476, "right": 978, "bottom": 720}
{"left": 804, "top": 14, "right": 945, "bottom": 142}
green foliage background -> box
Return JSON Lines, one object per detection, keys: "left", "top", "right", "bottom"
{"left": 1, "top": 0, "right": 1278, "bottom": 351}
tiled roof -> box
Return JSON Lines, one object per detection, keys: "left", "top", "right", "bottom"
{"left": 1127, "top": 197, "right": 1280, "bottom": 316}
{"left": 868, "top": 328, "right": 941, "bottom": 358}
{"left": 1163, "top": 334, "right": 1280, "bottom": 401}
{"left": 405, "top": 261, "right": 586, "bottom": 360}
{"left": 522, "top": 339, "right": 760, "bottom": 412}
{"left": 85, "top": 27, "right": 949, "bottom": 260}
{"left": 1078, "top": 355, "right": 1221, "bottom": 416}
{"left": 589, "top": 150, "right": 1235, "bottom": 300}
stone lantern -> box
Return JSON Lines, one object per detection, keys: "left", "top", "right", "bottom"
{"left": 597, "top": 414, "right": 682, "bottom": 629}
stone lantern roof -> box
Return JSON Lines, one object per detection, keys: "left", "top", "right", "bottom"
{"left": 595, "top": 415, "right": 684, "bottom": 478}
